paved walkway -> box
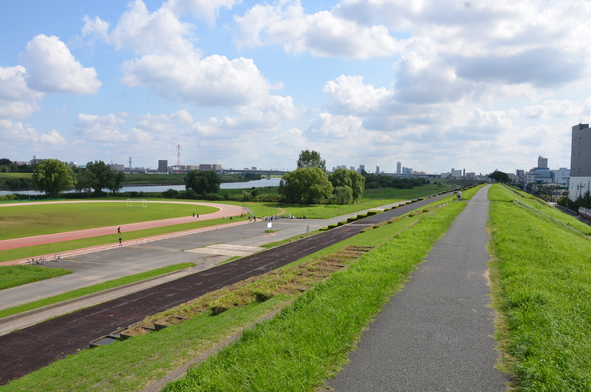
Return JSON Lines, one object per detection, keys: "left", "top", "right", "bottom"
{"left": 326, "top": 185, "right": 511, "bottom": 391}
{"left": 0, "top": 200, "right": 244, "bottom": 251}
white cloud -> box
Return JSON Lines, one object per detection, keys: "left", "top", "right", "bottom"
{"left": 121, "top": 53, "right": 274, "bottom": 107}
{"left": 0, "top": 119, "right": 67, "bottom": 146}
{"left": 524, "top": 99, "right": 585, "bottom": 119}
{"left": 165, "top": 0, "right": 239, "bottom": 26}
{"left": 235, "top": 0, "right": 401, "bottom": 58}
{"left": 74, "top": 113, "right": 129, "bottom": 142}
{"left": 324, "top": 75, "right": 393, "bottom": 115}
{"left": 0, "top": 66, "right": 43, "bottom": 118}
{"left": 19, "top": 35, "right": 101, "bottom": 95}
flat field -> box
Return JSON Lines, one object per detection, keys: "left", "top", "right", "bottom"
{"left": 0, "top": 202, "right": 218, "bottom": 240}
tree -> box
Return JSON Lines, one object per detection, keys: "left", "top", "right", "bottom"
{"left": 107, "top": 171, "right": 126, "bottom": 194}
{"left": 279, "top": 167, "right": 333, "bottom": 204}
{"left": 185, "top": 170, "right": 222, "bottom": 195}
{"left": 75, "top": 169, "right": 95, "bottom": 193}
{"left": 297, "top": 150, "right": 326, "bottom": 172}
{"left": 329, "top": 168, "right": 365, "bottom": 200}
{"left": 32, "top": 159, "right": 76, "bottom": 197}
{"left": 489, "top": 170, "right": 509, "bottom": 183}
{"left": 86, "top": 161, "right": 115, "bottom": 195}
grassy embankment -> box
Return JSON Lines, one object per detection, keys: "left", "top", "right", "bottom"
{"left": 0, "top": 263, "right": 195, "bottom": 319}
{"left": 1, "top": 198, "right": 466, "bottom": 391}
{"left": 489, "top": 184, "right": 591, "bottom": 390}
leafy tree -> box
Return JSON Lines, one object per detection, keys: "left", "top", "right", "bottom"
{"left": 185, "top": 170, "right": 222, "bottom": 195}
{"left": 297, "top": 150, "right": 326, "bottom": 172}
{"left": 75, "top": 169, "right": 95, "bottom": 193}
{"left": 0, "top": 158, "right": 11, "bottom": 165}
{"left": 32, "top": 159, "right": 76, "bottom": 197}
{"left": 107, "top": 171, "right": 126, "bottom": 194}
{"left": 489, "top": 170, "right": 509, "bottom": 183}
{"left": 329, "top": 168, "right": 365, "bottom": 200}
{"left": 279, "top": 167, "right": 333, "bottom": 204}
{"left": 244, "top": 172, "right": 262, "bottom": 181}
{"left": 331, "top": 186, "right": 354, "bottom": 205}
{"left": 86, "top": 161, "right": 115, "bottom": 195}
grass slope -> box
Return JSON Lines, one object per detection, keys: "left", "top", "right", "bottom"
{"left": 489, "top": 184, "right": 591, "bottom": 390}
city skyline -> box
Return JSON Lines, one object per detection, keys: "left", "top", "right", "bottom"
{"left": 2, "top": 1, "right": 590, "bottom": 174}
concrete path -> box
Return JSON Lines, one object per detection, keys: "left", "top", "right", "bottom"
{"left": 326, "top": 185, "right": 510, "bottom": 391}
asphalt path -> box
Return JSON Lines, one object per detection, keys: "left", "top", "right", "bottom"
{"left": 326, "top": 185, "right": 511, "bottom": 391}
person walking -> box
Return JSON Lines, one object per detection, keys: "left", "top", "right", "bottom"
{"left": 117, "top": 226, "right": 121, "bottom": 234}
{"left": 119, "top": 237, "right": 122, "bottom": 246}
{"left": 457, "top": 191, "right": 462, "bottom": 201}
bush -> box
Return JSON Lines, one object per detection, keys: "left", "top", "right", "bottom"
{"left": 254, "top": 194, "right": 283, "bottom": 203}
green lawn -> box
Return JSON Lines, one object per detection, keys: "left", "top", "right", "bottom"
{"left": 0, "top": 202, "right": 218, "bottom": 240}
{"left": 1, "top": 201, "right": 462, "bottom": 391}
{"left": 0, "top": 265, "right": 72, "bottom": 290}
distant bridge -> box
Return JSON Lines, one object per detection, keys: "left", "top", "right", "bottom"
{"left": 223, "top": 169, "right": 289, "bottom": 177}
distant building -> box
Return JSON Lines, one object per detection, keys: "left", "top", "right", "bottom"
{"left": 516, "top": 169, "right": 525, "bottom": 180}
{"left": 199, "top": 164, "right": 222, "bottom": 172}
{"left": 109, "top": 163, "right": 125, "bottom": 172}
{"left": 569, "top": 123, "right": 591, "bottom": 201}
{"left": 538, "top": 156, "right": 548, "bottom": 169}
{"left": 396, "top": 161, "right": 401, "bottom": 174}
{"left": 375, "top": 166, "right": 380, "bottom": 175}
{"left": 30, "top": 156, "right": 45, "bottom": 165}
{"left": 158, "top": 160, "right": 168, "bottom": 174}
{"left": 450, "top": 168, "right": 463, "bottom": 178}
{"left": 358, "top": 164, "right": 365, "bottom": 173}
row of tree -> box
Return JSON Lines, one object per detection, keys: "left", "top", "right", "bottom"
{"left": 32, "top": 159, "right": 127, "bottom": 197}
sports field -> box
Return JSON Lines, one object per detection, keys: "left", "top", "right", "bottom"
{"left": 0, "top": 201, "right": 218, "bottom": 241}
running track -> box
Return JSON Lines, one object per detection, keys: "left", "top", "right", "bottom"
{"left": 0, "top": 201, "right": 244, "bottom": 252}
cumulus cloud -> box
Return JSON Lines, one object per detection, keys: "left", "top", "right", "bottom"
{"left": 121, "top": 54, "right": 274, "bottom": 107}
{"left": 19, "top": 35, "right": 101, "bottom": 95}
{"left": 0, "top": 66, "right": 43, "bottom": 118}
{"left": 74, "top": 113, "right": 129, "bottom": 142}
{"left": 0, "top": 119, "right": 67, "bottom": 146}
{"left": 324, "top": 75, "right": 393, "bottom": 115}
{"left": 235, "top": 0, "right": 401, "bottom": 58}
{"left": 166, "top": 0, "right": 239, "bottom": 25}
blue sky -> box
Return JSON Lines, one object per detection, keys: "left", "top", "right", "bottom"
{"left": 1, "top": 0, "right": 590, "bottom": 174}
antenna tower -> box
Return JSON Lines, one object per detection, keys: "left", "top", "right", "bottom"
{"left": 177, "top": 143, "right": 181, "bottom": 166}
{"left": 129, "top": 157, "right": 132, "bottom": 169}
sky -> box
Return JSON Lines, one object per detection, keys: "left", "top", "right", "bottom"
{"left": 1, "top": 0, "right": 590, "bottom": 175}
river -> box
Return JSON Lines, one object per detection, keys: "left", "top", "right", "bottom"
{"left": 0, "top": 178, "right": 282, "bottom": 196}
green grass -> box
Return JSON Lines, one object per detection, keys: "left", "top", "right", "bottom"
{"left": 0, "top": 265, "right": 72, "bottom": 290}
{"left": 1, "top": 203, "right": 461, "bottom": 392}
{"left": 489, "top": 185, "right": 591, "bottom": 390}
{"left": 489, "top": 184, "right": 591, "bottom": 235}
{"left": 0, "top": 263, "right": 195, "bottom": 320}
{"left": 0, "top": 202, "right": 218, "bottom": 240}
